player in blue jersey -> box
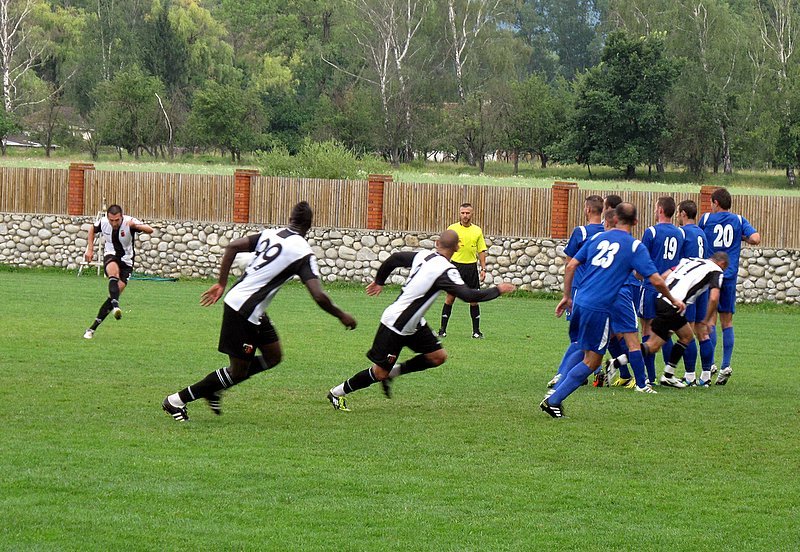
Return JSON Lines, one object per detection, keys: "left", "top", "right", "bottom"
{"left": 638, "top": 197, "right": 685, "bottom": 387}
{"left": 676, "top": 200, "right": 710, "bottom": 385}
{"left": 698, "top": 188, "right": 761, "bottom": 385}
{"left": 540, "top": 203, "right": 685, "bottom": 418}
{"left": 546, "top": 195, "right": 605, "bottom": 389}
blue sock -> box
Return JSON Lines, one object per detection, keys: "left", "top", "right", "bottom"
{"left": 549, "top": 362, "right": 593, "bottom": 405}
{"left": 556, "top": 342, "right": 581, "bottom": 378}
{"left": 627, "top": 349, "right": 647, "bottom": 387}
{"left": 683, "top": 339, "right": 698, "bottom": 373}
{"left": 722, "top": 327, "right": 735, "bottom": 368}
{"left": 661, "top": 338, "right": 673, "bottom": 368}
{"left": 555, "top": 348, "right": 585, "bottom": 388}
{"left": 709, "top": 325, "right": 717, "bottom": 357}
{"left": 642, "top": 335, "right": 656, "bottom": 382}
{"left": 699, "top": 339, "right": 714, "bottom": 370}
{"left": 608, "top": 336, "right": 624, "bottom": 359}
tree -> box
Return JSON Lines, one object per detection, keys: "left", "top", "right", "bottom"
{"left": 560, "top": 31, "right": 677, "bottom": 178}
{"left": 184, "top": 80, "right": 267, "bottom": 162}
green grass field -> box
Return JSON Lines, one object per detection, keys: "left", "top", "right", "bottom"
{"left": 1, "top": 269, "right": 798, "bottom": 550}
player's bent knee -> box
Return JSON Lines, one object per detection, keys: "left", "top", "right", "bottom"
{"left": 427, "top": 350, "right": 448, "bottom": 366}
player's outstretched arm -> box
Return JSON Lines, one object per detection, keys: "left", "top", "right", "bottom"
{"left": 373, "top": 251, "right": 417, "bottom": 285}
{"left": 201, "top": 235, "right": 257, "bottom": 306}
{"left": 84, "top": 225, "right": 96, "bottom": 262}
{"left": 649, "top": 273, "right": 686, "bottom": 313}
{"left": 304, "top": 278, "right": 357, "bottom": 329}
{"left": 746, "top": 232, "right": 761, "bottom": 246}
{"left": 132, "top": 221, "right": 154, "bottom": 234}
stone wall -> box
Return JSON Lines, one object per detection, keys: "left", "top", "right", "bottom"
{"left": 2, "top": 212, "right": 799, "bottom": 304}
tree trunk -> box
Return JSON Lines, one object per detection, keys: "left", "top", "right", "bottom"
{"left": 540, "top": 153, "right": 548, "bottom": 169}
{"left": 625, "top": 165, "right": 636, "bottom": 179}
{"left": 720, "top": 121, "right": 733, "bottom": 174}
{"left": 478, "top": 154, "right": 485, "bottom": 173}
{"left": 786, "top": 166, "right": 797, "bottom": 187}
{"left": 513, "top": 149, "right": 519, "bottom": 175}
{"left": 656, "top": 160, "right": 665, "bottom": 175}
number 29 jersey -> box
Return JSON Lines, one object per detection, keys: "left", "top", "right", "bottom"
{"left": 573, "top": 229, "right": 658, "bottom": 312}
{"left": 698, "top": 212, "right": 757, "bottom": 279}
{"left": 224, "top": 228, "right": 320, "bottom": 324}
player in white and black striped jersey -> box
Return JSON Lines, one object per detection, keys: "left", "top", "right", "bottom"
{"left": 162, "top": 202, "right": 357, "bottom": 422}
{"left": 82, "top": 204, "right": 153, "bottom": 339}
{"left": 607, "top": 252, "right": 729, "bottom": 388}
{"left": 326, "top": 229, "right": 515, "bottom": 411}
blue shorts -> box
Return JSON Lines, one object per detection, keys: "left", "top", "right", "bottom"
{"left": 569, "top": 305, "right": 611, "bottom": 355}
{"left": 611, "top": 285, "right": 638, "bottom": 334}
{"left": 638, "top": 286, "right": 658, "bottom": 320}
{"left": 719, "top": 277, "right": 737, "bottom": 313}
{"left": 685, "top": 290, "right": 709, "bottom": 323}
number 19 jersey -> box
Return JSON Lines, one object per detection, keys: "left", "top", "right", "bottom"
{"left": 573, "top": 229, "right": 658, "bottom": 312}
{"left": 224, "top": 228, "right": 320, "bottom": 324}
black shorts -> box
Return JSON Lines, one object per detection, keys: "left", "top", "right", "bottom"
{"left": 651, "top": 299, "right": 688, "bottom": 341}
{"left": 104, "top": 255, "right": 133, "bottom": 283}
{"left": 366, "top": 323, "right": 443, "bottom": 370}
{"left": 218, "top": 304, "right": 279, "bottom": 359}
{"left": 453, "top": 261, "right": 479, "bottom": 289}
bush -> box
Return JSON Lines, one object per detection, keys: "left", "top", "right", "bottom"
{"left": 257, "top": 140, "right": 390, "bottom": 179}
{"left": 256, "top": 146, "right": 303, "bottom": 177}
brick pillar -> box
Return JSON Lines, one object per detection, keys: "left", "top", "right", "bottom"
{"left": 367, "top": 174, "right": 391, "bottom": 230}
{"left": 68, "top": 163, "right": 94, "bottom": 215}
{"left": 699, "top": 185, "right": 720, "bottom": 217}
{"left": 550, "top": 181, "right": 578, "bottom": 239}
{"left": 234, "top": 169, "right": 259, "bottom": 223}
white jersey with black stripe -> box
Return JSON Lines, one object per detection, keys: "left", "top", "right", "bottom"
{"left": 658, "top": 257, "right": 723, "bottom": 306}
{"left": 380, "top": 250, "right": 465, "bottom": 336}
{"left": 94, "top": 214, "right": 142, "bottom": 266}
{"left": 224, "top": 228, "right": 320, "bottom": 324}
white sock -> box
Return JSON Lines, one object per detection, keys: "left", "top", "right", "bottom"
{"left": 388, "top": 363, "right": 402, "bottom": 378}
{"left": 168, "top": 393, "right": 185, "bottom": 408}
{"left": 330, "top": 383, "right": 346, "bottom": 397}
{"left": 701, "top": 370, "right": 711, "bottom": 381}
{"left": 684, "top": 372, "right": 696, "bottom": 383}
{"left": 613, "top": 353, "right": 628, "bottom": 367}
{"left": 663, "top": 365, "right": 675, "bottom": 378}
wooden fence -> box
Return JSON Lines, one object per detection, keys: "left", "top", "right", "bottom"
{"left": 2, "top": 166, "right": 799, "bottom": 249}
{"left": 250, "top": 176, "right": 369, "bottom": 228}
{"left": 384, "top": 181, "right": 552, "bottom": 237}
{"left": 0, "top": 167, "right": 69, "bottom": 214}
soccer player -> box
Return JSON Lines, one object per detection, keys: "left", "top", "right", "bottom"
{"left": 638, "top": 197, "right": 685, "bottom": 386}
{"left": 437, "top": 203, "right": 490, "bottom": 339}
{"left": 698, "top": 188, "right": 761, "bottom": 385}
{"left": 540, "top": 203, "right": 685, "bottom": 418}
{"left": 162, "top": 202, "right": 357, "bottom": 422}
{"left": 636, "top": 253, "right": 728, "bottom": 386}
{"left": 82, "top": 204, "right": 154, "bottom": 339}
{"left": 546, "top": 195, "right": 605, "bottom": 388}
{"left": 327, "top": 229, "right": 515, "bottom": 411}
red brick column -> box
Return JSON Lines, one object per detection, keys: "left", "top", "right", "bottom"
{"left": 699, "top": 185, "right": 720, "bottom": 217}
{"left": 68, "top": 163, "right": 94, "bottom": 215}
{"left": 550, "top": 181, "right": 578, "bottom": 239}
{"left": 367, "top": 174, "right": 391, "bottom": 230}
{"left": 234, "top": 169, "right": 259, "bottom": 223}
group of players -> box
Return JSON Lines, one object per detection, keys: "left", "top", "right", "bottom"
{"left": 82, "top": 190, "right": 759, "bottom": 422}
{"left": 540, "top": 189, "right": 760, "bottom": 418}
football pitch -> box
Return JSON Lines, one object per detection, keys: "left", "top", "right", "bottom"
{"left": 1, "top": 269, "right": 798, "bottom": 551}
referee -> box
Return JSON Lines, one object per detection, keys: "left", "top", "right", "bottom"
{"left": 438, "top": 202, "right": 489, "bottom": 338}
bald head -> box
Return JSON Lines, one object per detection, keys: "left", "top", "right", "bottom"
{"left": 438, "top": 229, "right": 460, "bottom": 251}
{"left": 615, "top": 202, "right": 637, "bottom": 226}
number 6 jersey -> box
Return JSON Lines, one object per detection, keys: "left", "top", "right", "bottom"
{"left": 224, "top": 228, "right": 320, "bottom": 324}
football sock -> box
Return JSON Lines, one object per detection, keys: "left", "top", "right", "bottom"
{"left": 666, "top": 341, "right": 687, "bottom": 374}
{"left": 661, "top": 338, "right": 674, "bottom": 368}
{"left": 722, "top": 326, "right": 735, "bottom": 368}
{"left": 178, "top": 366, "right": 236, "bottom": 403}
{"left": 167, "top": 393, "right": 185, "bottom": 408}
{"left": 608, "top": 337, "right": 624, "bottom": 361}
{"left": 684, "top": 371, "right": 696, "bottom": 383}
{"left": 700, "top": 370, "right": 712, "bottom": 382}
{"left": 90, "top": 298, "right": 113, "bottom": 330}
{"left": 683, "top": 339, "right": 698, "bottom": 374}
{"left": 248, "top": 355, "right": 277, "bottom": 376}
{"left": 627, "top": 349, "right": 647, "bottom": 387}
{"left": 699, "top": 338, "right": 714, "bottom": 370}
{"left": 556, "top": 347, "right": 585, "bottom": 386}
{"left": 556, "top": 342, "right": 580, "bottom": 377}
{"left": 548, "top": 362, "right": 593, "bottom": 405}
{"left": 342, "top": 366, "right": 378, "bottom": 394}
{"left": 440, "top": 303, "right": 452, "bottom": 331}
{"left": 470, "top": 305, "right": 481, "bottom": 333}
{"left": 108, "top": 277, "right": 120, "bottom": 302}
{"left": 642, "top": 336, "right": 656, "bottom": 382}
{"left": 709, "top": 324, "right": 717, "bottom": 354}
{"left": 398, "top": 354, "right": 437, "bottom": 375}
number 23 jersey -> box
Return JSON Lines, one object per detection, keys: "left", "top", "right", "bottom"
{"left": 573, "top": 229, "right": 658, "bottom": 312}
{"left": 224, "top": 228, "right": 320, "bottom": 324}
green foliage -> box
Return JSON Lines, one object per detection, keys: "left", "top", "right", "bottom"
{"left": 257, "top": 139, "right": 390, "bottom": 179}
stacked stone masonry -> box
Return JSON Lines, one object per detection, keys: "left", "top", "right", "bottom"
{"left": 2, "top": 213, "right": 799, "bottom": 304}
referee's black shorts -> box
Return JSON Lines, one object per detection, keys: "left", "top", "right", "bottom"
{"left": 452, "top": 261, "right": 479, "bottom": 289}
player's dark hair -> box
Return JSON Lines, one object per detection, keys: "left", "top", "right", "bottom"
{"left": 657, "top": 196, "right": 676, "bottom": 218}
{"left": 585, "top": 195, "right": 604, "bottom": 215}
{"left": 711, "top": 251, "right": 729, "bottom": 268}
{"left": 289, "top": 201, "right": 314, "bottom": 233}
{"left": 603, "top": 208, "right": 616, "bottom": 224}
{"left": 711, "top": 188, "right": 732, "bottom": 210}
{"left": 604, "top": 194, "right": 623, "bottom": 210}
{"left": 460, "top": 202, "right": 472, "bottom": 209}
{"left": 107, "top": 204, "right": 123, "bottom": 215}
{"left": 678, "top": 199, "right": 697, "bottom": 220}
{"left": 616, "top": 202, "right": 637, "bottom": 225}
